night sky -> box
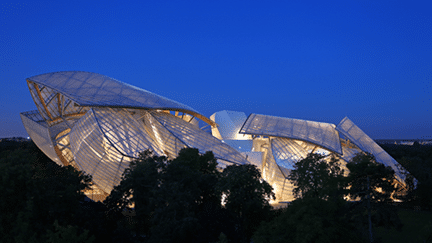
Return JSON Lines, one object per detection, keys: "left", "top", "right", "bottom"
{"left": 1, "top": 1, "right": 431, "bottom": 139}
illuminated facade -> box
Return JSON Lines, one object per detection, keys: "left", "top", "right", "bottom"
{"left": 21, "top": 71, "right": 407, "bottom": 202}
{"left": 20, "top": 71, "right": 248, "bottom": 201}
{"left": 210, "top": 111, "right": 408, "bottom": 202}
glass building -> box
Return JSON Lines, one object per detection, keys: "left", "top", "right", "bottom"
{"left": 21, "top": 71, "right": 408, "bottom": 202}
{"left": 210, "top": 111, "right": 408, "bottom": 202}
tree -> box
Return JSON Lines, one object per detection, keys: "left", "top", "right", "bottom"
{"left": 45, "top": 220, "right": 95, "bottom": 243}
{"left": 0, "top": 141, "right": 93, "bottom": 243}
{"left": 149, "top": 148, "right": 221, "bottom": 243}
{"left": 379, "top": 143, "right": 432, "bottom": 210}
{"left": 346, "top": 153, "right": 396, "bottom": 203}
{"left": 105, "top": 149, "right": 165, "bottom": 238}
{"left": 253, "top": 198, "right": 362, "bottom": 243}
{"left": 105, "top": 148, "right": 225, "bottom": 242}
{"left": 288, "top": 153, "right": 346, "bottom": 200}
{"left": 104, "top": 149, "right": 166, "bottom": 240}
{"left": 218, "top": 164, "right": 275, "bottom": 242}
{"left": 105, "top": 148, "right": 276, "bottom": 243}
{"left": 346, "top": 153, "right": 402, "bottom": 243}
{"left": 253, "top": 153, "right": 360, "bottom": 243}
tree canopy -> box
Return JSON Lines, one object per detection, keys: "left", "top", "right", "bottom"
{"left": 0, "top": 141, "right": 94, "bottom": 243}
{"left": 3, "top": 139, "right": 422, "bottom": 243}
{"left": 255, "top": 152, "right": 403, "bottom": 243}
{"left": 380, "top": 143, "right": 432, "bottom": 210}
{"left": 104, "top": 148, "right": 274, "bottom": 243}
{"left": 346, "top": 153, "right": 396, "bottom": 203}
{"left": 253, "top": 197, "right": 362, "bottom": 243}
{"left": 218, "top": 163, "right": 275, "bottom": 242}
{"left": 288, "top": 153, "right": 346, "bottom": 200}
{"left": 346, "top": 153, "right": 402, "bottom": 242}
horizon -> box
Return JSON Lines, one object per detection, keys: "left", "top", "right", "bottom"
{"left": 3, "top": 135, "right": 432, "bottom": 142}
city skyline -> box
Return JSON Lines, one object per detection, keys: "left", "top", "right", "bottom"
{"left": 1, "top": 1, "right": 431, "bottom": 139}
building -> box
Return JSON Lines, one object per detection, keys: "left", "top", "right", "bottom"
{"left": 210, "top": 111, "right": 407, "bottom": 202}
{"left": 21, "top": 71, "right": 407, "bottom": 202}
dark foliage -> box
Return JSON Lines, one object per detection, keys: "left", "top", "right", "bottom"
{"left": 346, "top": 153, "right": 396, "bottom": 203}
{"left": 253, "top": 198, "right": 363, "bottom": 243}
{"left": 288, "top": 153, "right": 346, "bottom": 200}
{"left": 218, "top": 164, "right": 275, "bottom": 242}
{"left": 105, "top": 148, "right": 274, "bottom": 243}
{"left": 255, "top": 152, "right": 404, "bottom": 243}
{"left": 346, "top": 153, "right": 403, "bottom": 242}
{"left": 4, "top": 139, "right": 425, "bottom": 243}
{"left": 0, "top": 142, "right": 274, "bottom": 243}
{"left": 380, "top": 143, "right": 432, "bottom": 210}
{"left": 0, "top": 140, "right": 96, "bottom": 243}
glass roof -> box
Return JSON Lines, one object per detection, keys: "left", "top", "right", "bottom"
{"left": 336, "top": 117, "right": 406, "bottom": 182}
{"left": 27, "top": 71, "right": 198, "bottom": 113}
{"left": 240, "top": 113, "right": 343, "bottom": 154}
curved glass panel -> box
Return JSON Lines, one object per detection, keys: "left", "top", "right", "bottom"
{"left": 271, "top": 137, "right": 308, "bottom": 173}
{"left": 210, "top": 110, "right": 250, "bottom": 140}
{"left": 262, "top": 147, "right": 294, "bottom": 202}
{"left": 336, "top": 117, "right": 406, "bottom": 182}
{"left": 27, "top": 71, "right": 198, "bottom": 112}
{"left": 92, "top": 107, "right": 163, "bottom": 158}
{"left": 20, "top": 111, "right": 62, "bottom": 166}
{"left": 138, "top": 111, "right": 188, "bottom": 159}
{"left": 70, "top": 109, "right": 130, "bottom": 193}
{"left": 340, "top": 140, "right": 363, "bottom": 163}
{"left": 151, "top": 111, "right": 249, "bottom": 165}
{"left": 240, "top": 113, "right": 342, "bottom": 154}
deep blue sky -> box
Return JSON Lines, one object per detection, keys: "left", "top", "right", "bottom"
{"left": 1, "top": 1, "right": 431, "bottom": 139}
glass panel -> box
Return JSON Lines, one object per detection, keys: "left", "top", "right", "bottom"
{"left": 271, "top": 137, "right": 308, "bottom": 172}
{"left": 336, "top": 117, "right": 406, "bottom": 182}
{"left": 27, "top": 71, "right": 197, "bottom": 112}
{"left": 151, "top": 111, "right": 249, "bottom": 165}
{"left": 20, "top": 111, "right": 62, "bottom": 166}
{"left": 240, "top": 114, "right": 343, "bottom": 154}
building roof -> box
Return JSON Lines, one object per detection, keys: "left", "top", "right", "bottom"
{"left": 239, "top": 113, "right": 343, "bottom": 154}
{"left": 27, "top": 71, "right": 215, "bottom": 126}
{"left": 336, "top": 117, "right": 406, "bottom": 182}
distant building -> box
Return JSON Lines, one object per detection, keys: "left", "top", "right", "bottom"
{"left": 0, "top": 137, "right": 30, "bottom": 142}
{"left": 21, "top": 71, "right": 409, "bottom": 202}
{"left": 375, "top": 139, "right": 432, "bottom": 145}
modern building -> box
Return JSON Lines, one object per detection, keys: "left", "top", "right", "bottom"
{"left": 210, "top": 111, "right": 407, "bottom": 202}
{"left": 21, "top": 71, "right": 407, "bottom": 202}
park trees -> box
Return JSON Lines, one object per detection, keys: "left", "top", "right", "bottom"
{"left": 253, "top": 197, "right": 362, "bottom": 243}
{"left": 346, "top": 153, "right": 402, "bottom": 243}
{"left": 255, "top": 152, "right": 402, "bottom": 243}
{"left": 346, "top": 153, "right": 396, "bottom": 204}
{"left": 148, "top": 148, "right": 222, "bottom": 243}
{"left": 287, "top": 153, "right": 346, "bottom": 201}
{"left": 254, "top": 152, "right": 358, "bottom": 243}
{"left": 0, "top": 141, "right": 94, "bottom": 243}
{"left": 218, "top": 164, "right": 275, "bottom": 242}
{"left": 104, "top": 149, "right": 165, "bottom": 237}
{"left": 105, "top": 147, "right": 274, "bottom": 243}
{"left": 380, "top": 143, "right": 432, "bottom": 210}
{"left": 105, "top": 148, "right": 225, "bottom": 242}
